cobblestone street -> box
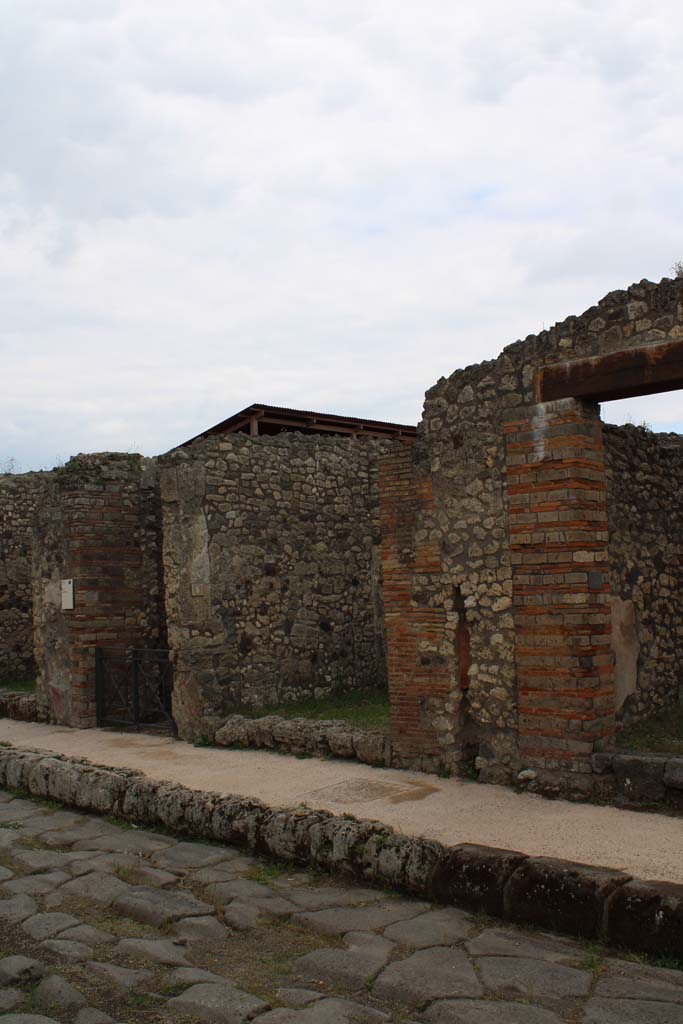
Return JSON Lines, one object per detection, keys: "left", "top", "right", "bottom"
{"left": 1, "top": 789, "right": 682, "bottom": 1024}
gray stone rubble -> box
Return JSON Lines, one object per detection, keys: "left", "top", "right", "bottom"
{"left": 0, "top": 790, "right": 681, "bottom": 1023}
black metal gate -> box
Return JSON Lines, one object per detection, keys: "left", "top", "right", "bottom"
{"left": 95, "top": 647, "right": 175, "bottom": 733}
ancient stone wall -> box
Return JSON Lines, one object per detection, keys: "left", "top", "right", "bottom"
{"left": 603, "top": 424, "right": 683, "bottom": 723}
{"left": 383, "top": 276, "right": 683, "bottom": 791}
{"left": 159, "top": 433, "right": 393, "bottom": 740}
{"left": 32, "top": 453, "right": 166, "bottom": 726}
{"left": 0, "top": 472, "right": 51, "bottom": 679}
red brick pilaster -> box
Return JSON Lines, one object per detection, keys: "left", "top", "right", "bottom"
{"left": 379, "top": 447, "right": 455, "bottom": 769}
{"left": 503, "top": 399, "right": 615, "bottom": 776}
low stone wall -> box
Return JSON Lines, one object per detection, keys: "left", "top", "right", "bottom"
{"left": 0, "top": 691, "right": 41, "bottom": 722}
{"left": 214, "top": 714, "right": 390, "bottom": 766}
{"left": 1, "top": 745, "right": 682, "bottom": 958}
{"left": 593, "top": 751, "right": 683, "bottom": 810}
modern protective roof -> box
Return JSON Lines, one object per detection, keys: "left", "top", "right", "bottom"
{"left": 177, "top": 403, "right": 417, "bottom": 447}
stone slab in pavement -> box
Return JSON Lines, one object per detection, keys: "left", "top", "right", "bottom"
{"left": 167, "top": 981, "right": 269, "bottom": 1023}
{"left": 476, "top": 955, "right": 591, "bottom": 1001}
{"left": 423, "top": 1001, "right": 564, "bottom": 1023}
{"left": 372, "top": 947, "right": 482, "bottom": 1004}
{"left": 293, "top": 931, "right": 394, "bottom": 991}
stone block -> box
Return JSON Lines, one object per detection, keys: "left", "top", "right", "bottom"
{"left": 613, "top": 755, "right": 668, "bottom": 804}
{"left": 353, "top": 732, "right": 389, "bottom": 766}
{"left": 504, "top": 857, "right": 630, "bottom": 938}
{"left": 606, "top": 879, "right": 683, "bottom": 958}
{"left": 663, "top": 759, "right": 683, "bottom": 792}
{"left": 430, "top": 844, "right": 527, "bottom": 917}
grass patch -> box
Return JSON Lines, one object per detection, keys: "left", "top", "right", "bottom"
{"left": 114, "top": 864, "right": 152, "bottom": 886}
{"left": 243, "top": 689, "right": 390, "bottom": 732}
{"left": 247, "top": 861, "right": 291, "bottom": 884}
{"left": 0, "top": 675, "right": 36, "bottom": 693}
{"left": 616, "top": 704, "right": 683, "bottom": 756}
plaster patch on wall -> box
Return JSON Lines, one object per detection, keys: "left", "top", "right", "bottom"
{"left": 611, "top": 596, "right": 639, "bottom": 712}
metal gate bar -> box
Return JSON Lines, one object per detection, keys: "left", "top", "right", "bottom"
{"left": 95, "top": 647, "right": 175, "bottom": 733}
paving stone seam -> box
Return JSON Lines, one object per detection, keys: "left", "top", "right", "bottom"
{"left": 1, "top": 744, "right": 681, "bottom": 961}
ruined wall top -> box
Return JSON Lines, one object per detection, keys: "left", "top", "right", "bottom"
{"left": 425, "top": 276, "right": 683, "bottom": 416}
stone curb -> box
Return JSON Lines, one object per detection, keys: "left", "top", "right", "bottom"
{"left": 213, "top": 714, "right": 391, "bottom": 768}
{"left": 0, "top": 692, "right": 41, "bottom": 723}
{"left": 593, "top": 751, "right": 683, "bottom": 810}
{"left": 1, "top": 744, "right": 682, "bottom": 959}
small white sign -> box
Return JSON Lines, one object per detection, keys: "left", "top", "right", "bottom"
{"left": 60, "top": 579, "right": 74, "bottom": 610}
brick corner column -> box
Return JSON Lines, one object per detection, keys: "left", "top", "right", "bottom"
{"left": 503, "top": 398, "right": 615, "bottom": 786}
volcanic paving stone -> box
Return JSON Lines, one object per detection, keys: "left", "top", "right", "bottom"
{"left": 423, "top": 1001, "right": 565, "bottom": 1023}
{"left": 58, "top": 925, "right": 116, "bottom": 945}
{"left": 383, "top": 907, "right": 474, "bottom": 948}
{"left": 476, "top": 956, "right": 592, "bottom": 1000}
{"left": 72, "top": 832, "right": 174, "bottom": 855}
{"left": 3, "top": 872, "right": 70, "bottom": 896}
{"left": 275, "top": 989, "right": 324, "bottom": 1008}
{"left": 9, "top": 850, "right": 92, "bottom": 874}
{"left": 0, "top": 989, "right": 23, "bottom": 1011}
{"left": 291, "top": 901, "right": 426, "bottom": 937}
{"left": 111, "top": 884, "right": 212, "bottom": 926}
{"left": 0, "top": 1016, "right": 61, "bottom": 1024}
{"left": 151, "top": 842, "right": 235, "bottom": 871}
{"left": 0, "top": 956, "right": 46, "bottom": 986}
{"left": 372, "top": 947, "right": 482, "bottom": 1005}
{"left": 74, "top": 1011, "right": 114, "bottom": 1024}
{"left": 116, "top": 937, "right": 190, "bottom": 966}
{"left": 34, "top": 976, "right": 87, "bottom": 1014}
{"left": 85, "top": 962, "right": 152, "bottom": 990}
{"left": 294, "top": 932, "right": 394, "bottom": 991}
{"left": 55, "top": 873, "right": 131, "bottom": 906}
{"left": 21, "top": 913, "right": 81, "bottom": 941}
{"left": 255, "top": 999, "right": 389, "bottom": 1022}
{"left": 170, "top": 915, "right": 232, "bottom": 942}
{"left": 166, "top": 968, "right": 230, "bottom": 987}
{"left": 38, "top": 940, "right": 93, "bottom": 963}
{"left": 582, "top": 999, "right": 683, "bottom": 1023}
{"left": 594, "top": 972, "right": 683, "bottom": 1004}
{"left": 272, "top": 883, "right": 384, "bottom": 911}
{"left": 465, "top": 927, "right": 582, "bottom": 962}
{"left": 0, "top": 896, "right": 38, "bottom": 923}
{"left": 167, "top": 982, "right": 269, "bottom": 1023}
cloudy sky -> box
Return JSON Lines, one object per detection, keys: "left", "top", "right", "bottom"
{"left": 2, "top": 0, "right": 682, "bottom": 472}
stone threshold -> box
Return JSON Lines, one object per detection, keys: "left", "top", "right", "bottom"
{"left": 0, "top": 743, "right": 681, "bottom": 961}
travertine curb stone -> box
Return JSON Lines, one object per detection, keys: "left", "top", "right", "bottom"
{"left": 0, "top": 693, "right": 40, "bottom": 723}
{"left": 214, "top": 714, "right": 391, "bottom": 768}
{"left": 1, "top": 745, "right": 682, "bottom": 959}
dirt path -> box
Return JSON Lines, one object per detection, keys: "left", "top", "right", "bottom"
{"left": 1, "top": 720, "right": 682, "bottom": 884}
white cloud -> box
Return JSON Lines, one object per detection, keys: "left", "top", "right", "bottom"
{"left": 1, "top": 0, "right": 682, "bottom": 471}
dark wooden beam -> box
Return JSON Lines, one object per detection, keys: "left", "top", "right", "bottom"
{"left": 537, "top": 339, "right": 683, "bottom": 404}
